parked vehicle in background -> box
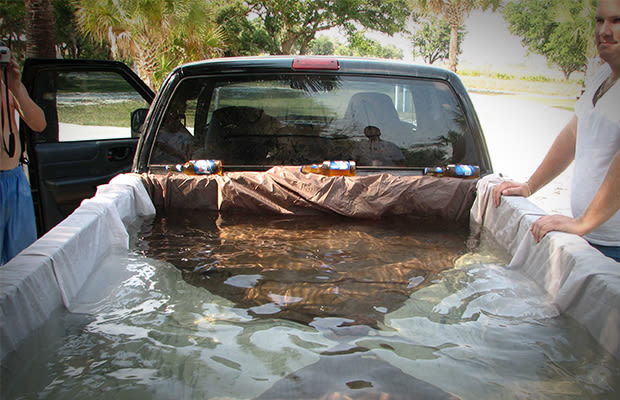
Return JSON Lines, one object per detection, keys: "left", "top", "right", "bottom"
{"left": 20, "top": 56, "right": 492, "bottom": 234}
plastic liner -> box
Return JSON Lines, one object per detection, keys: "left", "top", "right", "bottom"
{"left": 140, "top": 166, "right": 478, "bottom": 223}
{"left": 471, "top": 175, "right": 620, "bottom": 359}
{"left": 0, "top": 174, "right": 155, "bottom": 360}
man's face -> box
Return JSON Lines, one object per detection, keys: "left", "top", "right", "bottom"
{"left": 596, "top": 0, "right": 620, "bottom": 66}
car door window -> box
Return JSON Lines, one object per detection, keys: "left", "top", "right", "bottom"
{"left": 34, "top": 70, "right": 150, "bottom": 143}
{"left": 55, "top": 71, "right": 150, "bottom": 142}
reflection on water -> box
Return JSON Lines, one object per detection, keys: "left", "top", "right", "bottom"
{"left": 255, "top": 352, "right": 461, "bottom": 400}
{"left": 3, "top": 212, "right": 620, "bottom": 400}
{"left": 139, "top": 211, "right": 469, "bottom": 327}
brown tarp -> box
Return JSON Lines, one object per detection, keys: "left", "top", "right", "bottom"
{"left": 139, "top": 166, "right": 477, "bottom": 223}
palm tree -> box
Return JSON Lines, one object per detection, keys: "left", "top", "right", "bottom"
{"left": 410, "top": 0, "right": 500, "bottom": 72}
{"left": 75, "top": 0, "right": 225, "bottom": 89}
{"left": 25, "top": 0, "right": 56, "bottom": 58}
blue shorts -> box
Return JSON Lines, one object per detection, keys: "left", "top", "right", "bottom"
{"left": 1, "top": 165, "right": 37, "bottom": 265}
{"left": 591, "top": 243, "right": 620, "bottom": 263}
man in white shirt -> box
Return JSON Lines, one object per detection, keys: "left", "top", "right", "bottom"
{"left": 492, "top": 0, "right": 620, "bottom": 262}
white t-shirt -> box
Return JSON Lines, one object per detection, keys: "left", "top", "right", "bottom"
{"left": 572, "top": 63, "right": 620, "bottom": 246}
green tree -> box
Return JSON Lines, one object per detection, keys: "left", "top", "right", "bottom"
{"left": 54, "top": 0, "right": 79, "bottom": 58}
{"left": 75, "top": 0, "right": 225, "bottom": 89}
{"left": 309, "top": 36, "right": 336, "bottom": 55}
{"left": 503, "top": 0, "right": 596, "bottom": 80}
{"left": 215, "top": 1, "right": 272, "bottom": 57}
{"left": 410, "top": 0, "right": 501, "bottom": 72}
{"left": 341, "top": 31, "right": 404, "bottom": 59}
{"left": 306, "top": 34, "right": 403, "bottom": 59}
{"left": 411, "top": 16, "right": 464, "bottom": 65}
{"left": 1, "top": 0, "right": 104, "bottom": 61}
{"left": 1, "top": 0, "right": 27, "bottom": 56}
{"left": 244, "top": 0, "right": 409, "bottom": 55}
{"left": 54, "top": 0, "right": 108, "bottom": 59}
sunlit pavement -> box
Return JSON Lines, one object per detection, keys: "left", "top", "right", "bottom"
{"left": 471, "top": 93, "right": 574, "bottom": 216}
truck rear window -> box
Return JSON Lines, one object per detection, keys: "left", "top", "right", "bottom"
{"left": 149, "top": 74, "right": 476, "bottom": 169}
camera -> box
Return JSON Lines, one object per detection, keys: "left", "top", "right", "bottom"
{"left": 0, "top": 46, "right": 11, "bottom": 65}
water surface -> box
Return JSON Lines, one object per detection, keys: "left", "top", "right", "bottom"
{"left": 3, "top": 212, "right": 619, "bottom": 399}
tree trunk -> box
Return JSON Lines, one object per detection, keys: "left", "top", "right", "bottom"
{"left": 134, "top": 35, "right": 160, "bottom": 91}
{"left": 443, "top": 1, "right": 466, "bottom": 73}
{"left": 281, "top": 33, "right": 297, "bottom": 55}
{"left": 24, "top": 0, "right": 57, "bottom": 58}
{"left": 448, "top": 25, "right": 458, "bottom": 73}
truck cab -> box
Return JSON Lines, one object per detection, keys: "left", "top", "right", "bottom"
{"left": 20, "top": 56, "right": 491, "bottom": 235}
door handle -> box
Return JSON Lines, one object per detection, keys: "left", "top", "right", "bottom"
{"left": 107, "top": 146, "right": 131, "bottom": 161}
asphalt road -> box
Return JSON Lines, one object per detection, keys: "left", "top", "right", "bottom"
{"left": 471, "top": 93, "right": 574, "bottom": 216}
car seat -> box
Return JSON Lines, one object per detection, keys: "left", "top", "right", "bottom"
{"left": 343, "top": 92, "right": 414, "bottom": 146}
{"left": 205, "top": 106, "right": 280, "bottom": 164}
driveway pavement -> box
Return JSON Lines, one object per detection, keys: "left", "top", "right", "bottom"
{"left": 470, "top": 93, "right": 574, "bottom": 216}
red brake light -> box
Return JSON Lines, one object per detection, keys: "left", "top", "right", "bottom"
{"left": 292, "top": 57, "right": 339, "bottom": 70}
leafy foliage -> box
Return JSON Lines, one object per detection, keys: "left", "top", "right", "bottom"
{"left": 75, "top": 0, "right": 226, "bottom": 89}
{"left": 71, "top": 0, "right": 409, "bottom": 84}
{"left": 1, "top": 0, "right": 27, "bottom": 55}
{"left": 411, "top": 16, "right": 464, "bottom": 65}
{"left": 6, "top": 0, "right": 598, "bottom": 88}
{"left": 503, "top": 0, "right": 597, "bottom": 80}
{"left": 216, "top": 1, "right": 270, "bottom": 57}
{"left": 338, "top": 32, "right": 404, "bottom": 59}
{"left": 244, "top": 0, "right": 409, "bottom": 55}
{"left": 1, "top": 0, "right": 108, "bottom": 63}
{"left": 53, "top": 0, "right": 108, "bottom": 59}
{"left": 409, "top": 0, "right": 501, "bottom": 72}
{"left": 306, "top": 34, "right": 403, "bottom": 59}
{"left": 309, "top": 36, "right": 336, "bottom": 56}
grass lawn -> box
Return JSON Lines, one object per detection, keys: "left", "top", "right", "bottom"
{"left": 459, "top": 71, "right": 582, "bottom": 112}
{"left": 509, "top": 95, "right": 578, "bottom": 112}
{"left": 58, "top": 100, "right": 147, "bottom": 127}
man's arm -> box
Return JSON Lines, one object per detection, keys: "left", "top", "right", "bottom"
{"left": 493, "top": 115, "right": 577, "bottom": 207}
{"left": 7, "top": 56, "right": 46, "bottom": 132}
{"left": 530, "top": 149, "right": 620, "bottom": 242}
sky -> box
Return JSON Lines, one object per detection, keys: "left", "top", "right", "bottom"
{"left": 460, "top": 9, "right": 556, "bottom": 74}
{"left": 360, "top": 8, "right": 563, "bottom": 77}
{"left": 460, "top": 9, "right": 530, "bottom": 66}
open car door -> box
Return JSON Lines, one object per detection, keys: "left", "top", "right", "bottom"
{"left": 21, "top": 59, "right": 154, "bottom": 235}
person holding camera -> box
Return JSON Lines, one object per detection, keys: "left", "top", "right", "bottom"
{"left": 1, "top": 48, "right": 46, "bottom": 265}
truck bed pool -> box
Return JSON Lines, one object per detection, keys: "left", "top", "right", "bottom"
{"left": 1, "top": 170, "right": 619, "bottom": 399}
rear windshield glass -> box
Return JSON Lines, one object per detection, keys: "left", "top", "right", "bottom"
{"left": 149, "top": 74, "right": 476, "bottom": 169}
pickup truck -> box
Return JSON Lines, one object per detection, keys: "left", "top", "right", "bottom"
{"left": 10, "top": 57, "right": 620, "bottom": 400}
{"left": 21, "top": 56, "right": 492, "bottom": 235}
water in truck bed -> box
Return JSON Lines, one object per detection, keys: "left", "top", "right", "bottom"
{"left": 138, "top": 211, "right": 471, "bottom": 327}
